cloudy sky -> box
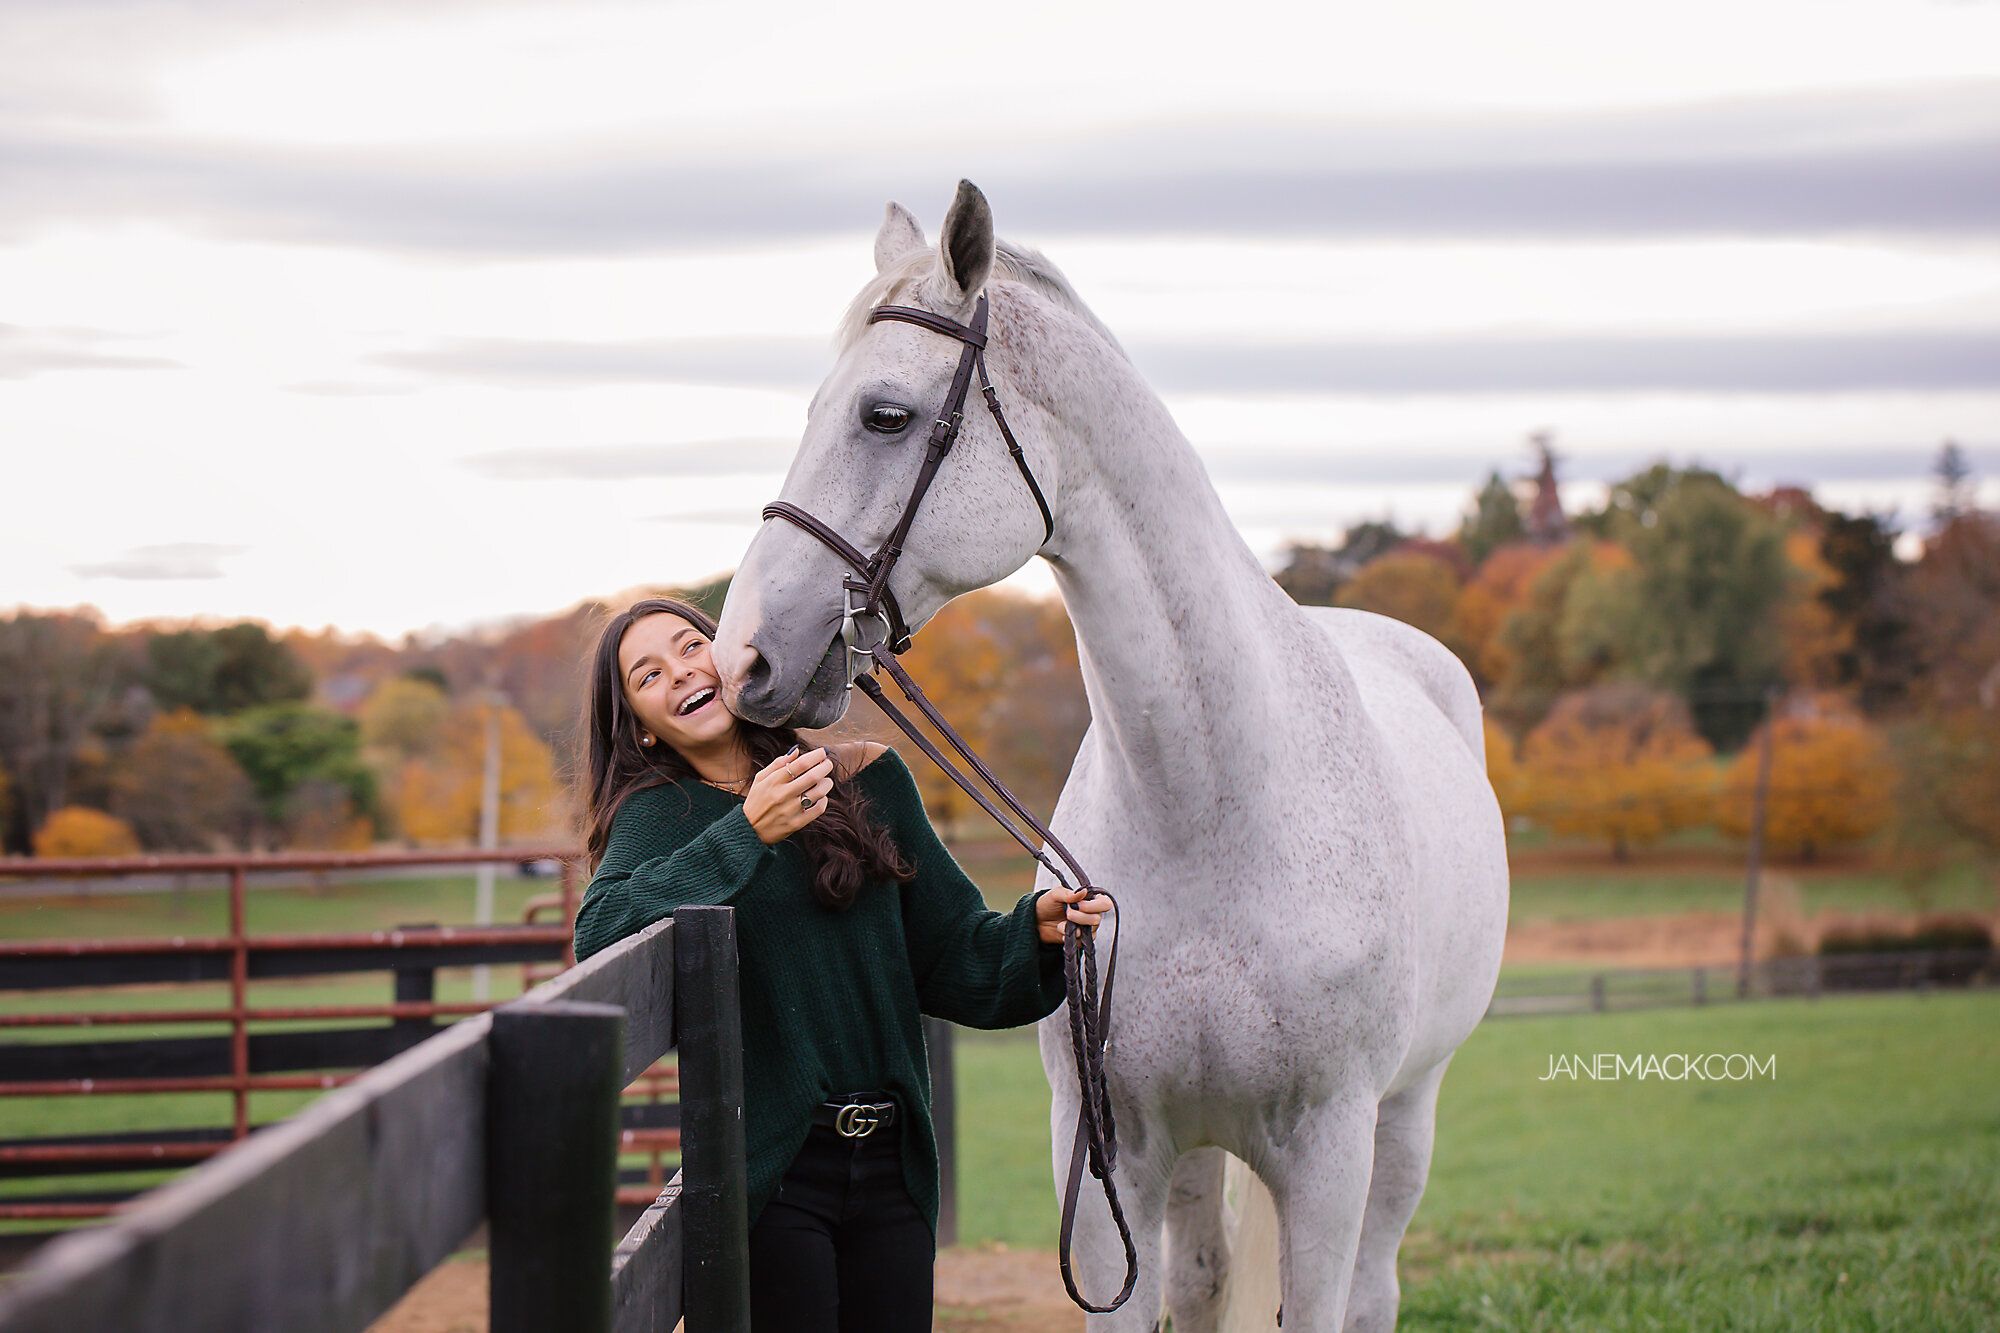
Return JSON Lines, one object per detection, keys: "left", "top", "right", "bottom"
{"left": 4, "top": 0, "right": 1998, "bottom": 637}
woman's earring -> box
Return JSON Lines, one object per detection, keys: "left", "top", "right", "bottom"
{"left": 639, "top": 733, "right": 655, "bottom": 747}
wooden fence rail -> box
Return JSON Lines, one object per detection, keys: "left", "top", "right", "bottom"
{"left": 0, "top": 905, "right": 750, "bottom": 1333}
{"left": 1486, "top": 948, "right": 1997, "bottom": 1018}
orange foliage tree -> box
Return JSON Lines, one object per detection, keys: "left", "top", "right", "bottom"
{"left": 1482, "top": 716, "right": 1528, "bottom": 823}
{"left": 109, "top": 708, "right": 253, "bottom": 850}
{"left": 1779, "top": 530, "right": 1850, "bottom": 689}
{"left": 389, "top": 701, "right": 562, "bottom": 844}
{"left": 33, "top": 806, "right": 140, "bottom": 857}
{"left": 1336, "top": 551, "right": 1461, "bottom": 642}
{"left": 1520, "top": 685, "right": 1716, "bottom": 858}
{"left": 1450, "top": 544, "right": 1559, "bottom": 689}
{"left": 1719, "top": 700, "right": 1895, "bottom": 860}
{"left": 884, "top": 595, "right": 1009, "bottom": 832}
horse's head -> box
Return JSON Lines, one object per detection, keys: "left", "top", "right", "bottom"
{"left": 714, "top": 181, "right": 1062, "bottom": 727}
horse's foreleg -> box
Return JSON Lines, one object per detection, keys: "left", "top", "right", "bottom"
{"left": 1267, "top": 1094, "right": 1380, "bottom": 1333}
{"left": 1162, "top": 1147, "right": 1232, "bottom": 1333}
{"left": 1343, "top": 1062, "right": 1448, "bottom": 1333}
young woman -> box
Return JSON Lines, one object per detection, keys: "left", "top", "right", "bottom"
{"left": 575, "top": 596, "right": 1107, "bottom": 1332}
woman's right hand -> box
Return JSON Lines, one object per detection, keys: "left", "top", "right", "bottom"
{"left": 743, "top": 747, "right": 835, "bottom": 844}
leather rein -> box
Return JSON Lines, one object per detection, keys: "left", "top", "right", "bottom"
{"left": 761, "top": 294, "right": 1138, "bottom": 1314}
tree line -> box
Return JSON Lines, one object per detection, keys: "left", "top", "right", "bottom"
{"left": 3, "top": 445, "right": 1993, "bottom": 878}
{"left": 1274, "top": 443, "right": 1999, "bottom": 872}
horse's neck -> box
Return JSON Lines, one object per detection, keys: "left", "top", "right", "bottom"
{"left": 1045, "top": 363, "right": 1359, "bottom": 819}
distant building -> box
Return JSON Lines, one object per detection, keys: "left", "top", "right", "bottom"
{"left": 1525, "top": 432, "right": 1569, "bottom": 545}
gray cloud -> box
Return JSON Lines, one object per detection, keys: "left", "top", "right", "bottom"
{"left": 1199, "top": 442, "right": 1998, "bottom": 489}
{"left": 0, "top": 323, "right": 179, "bottom": 379}
{"left": 71, "top": 543, "right": 246, "bottom": 580}
{"left": 376, "top": 337, "right": 828, "bottom": 389}
{"left": 1129, "top": 329, "right": 2000, "bottom": 395}
{"left": 403, "top": 327, "right": 2000, "bottom": 396}
{"left": 462, "top": 438, "right": 795, "bottom": 479}
{"left": 3, "top": 83, "right": 1998, "bottom": 254}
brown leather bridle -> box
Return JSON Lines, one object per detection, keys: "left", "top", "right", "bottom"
{"left": 760, "top": 293, "right": 1137, "bottom": 1314}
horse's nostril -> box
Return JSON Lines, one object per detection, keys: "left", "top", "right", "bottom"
{"left": 740, "top": 649, "right": 772, "bottom": 693}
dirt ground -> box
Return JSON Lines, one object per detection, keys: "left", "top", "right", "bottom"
{"left": 1503, "top": 910, "right": 1752, "bottom": 968}
{"left": 364, "top": 1244, "right": 1084, "bottom": 1333}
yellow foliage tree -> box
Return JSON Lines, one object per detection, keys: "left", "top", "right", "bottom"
{"left": 33, "top": 806, "right": 140, "bottom": 857}
{"left": 1719, "top": 700, "right": 1895, "bottom": 859}
{"left": 1779, "top": 530, "right": 1850, "bottom": 689}
{"left": 1482, "top": 716, "right": 1528, "bottom": 823}
{"left": 1521, "top": 685, "right": 1716, "bottom": 858}
{"left": 1336, "top": 551, "right": 1461, "bottom": 642}
{"left": 390, "top": 703, "right": 561, "bottom": 844}
{"left": 361, "top": 677, "right": 452, "bottom": 762}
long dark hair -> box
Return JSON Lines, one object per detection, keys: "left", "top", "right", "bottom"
{"left": 582, "top": 598, "right": 911, "bottom": 909}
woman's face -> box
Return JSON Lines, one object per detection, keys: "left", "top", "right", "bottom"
{"left": 618, "top": 612, "right": 737, "bottom": 758}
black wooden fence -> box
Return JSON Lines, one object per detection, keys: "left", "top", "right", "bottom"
{"left": 1486, "top": 948, "right": 1998, "bottom": 1017}
{"left": 0, "top": 904, "right": 751, "bottom": 1333}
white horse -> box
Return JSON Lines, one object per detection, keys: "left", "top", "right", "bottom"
{"left": 713, "top": 182, "right": 1508, "bottom": 1333}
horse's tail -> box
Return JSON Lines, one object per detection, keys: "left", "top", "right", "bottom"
{"left": 1219, "top": 1154, "right": 1282, "bottom": 1333}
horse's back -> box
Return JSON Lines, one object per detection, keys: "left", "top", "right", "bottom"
{"left": 1297, "top": 605, "right": 1483, "bottom": 756}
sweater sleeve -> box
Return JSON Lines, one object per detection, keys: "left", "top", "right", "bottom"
{"left": 574, "top": 786, "right": 777, "bottom": 962}
{"left": 869, "top": 752, "right": 1068, "bottom": 1029}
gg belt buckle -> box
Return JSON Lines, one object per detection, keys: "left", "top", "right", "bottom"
{"left": 834, "top": 1101, "right": 883, "bottom": 1138}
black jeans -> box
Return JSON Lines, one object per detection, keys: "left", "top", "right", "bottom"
{"left": 747, "top": 1108, "right": 933, "bottom": 1333}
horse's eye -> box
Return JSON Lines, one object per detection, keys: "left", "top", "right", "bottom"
{"left": 863, "top": 404, "right": 912, "bottom": 435}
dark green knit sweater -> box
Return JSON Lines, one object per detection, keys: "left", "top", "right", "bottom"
{"left": 574, "top": 749, "right": 1067, "bottom": 1234}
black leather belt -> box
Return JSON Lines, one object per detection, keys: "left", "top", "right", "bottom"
{"left": 813, "top": 1096, "right": 897, "bottom": 1138}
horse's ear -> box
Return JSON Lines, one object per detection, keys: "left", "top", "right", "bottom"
{"left": 874, "top": 202, "right": 926, "bottom": 273}
{"left": 937, "top": 180, "right": 994, "bottom": 301}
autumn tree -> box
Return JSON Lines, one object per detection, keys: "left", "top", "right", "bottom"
{"left": 33, "top": 806, "right": 140, "bottom": 858}
{"left": 1520, "top": 685, "right": 1716, "bottom": 858}
{"left": 0, "top": 611, "right": 130, "bottom": 851}
{"left": 1488, "top": 541, "right": 1629, "bottom": 734}
{"left": 1718, "top": 700, "right": 1896, "bottom": 860}
{"left": 1482, "top": 716, "right": 1528, "bottom": 823}
{"left": 109, "top": 709, "right": 254, "bottom": 850}
{"left": 1449, "top": 543, "right": 1558, "bottom": 691}
{"left": 1908, "top": 704, "right": 2000, "bottom": 872}
{"left": 389, "top": 701, "right": 562, "bottom": 845}
{"left": 1336, "top": 551, "right": 1461, "bottom": 642}
{"left": 361, "top": 676, "right": 453, "bottom": 762}
{"left": 1778, "top": 529, "right": 1851, "bottom": 689}
{"left": 886, "top": 594, "right": 1010, "bottom": 831}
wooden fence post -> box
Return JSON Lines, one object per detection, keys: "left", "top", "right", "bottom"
{"left": 675, "top": 906, "right": 752, "bottom": 1333}
{"left": 926, "top": 1016, "right": 957, "bottom": 1248}
{"left": 488, "top": 999, "right": 624, "bottom": 1333}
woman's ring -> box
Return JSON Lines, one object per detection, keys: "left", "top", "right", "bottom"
{"left": 801, "top": 795, "right": 815, "bottom": 809}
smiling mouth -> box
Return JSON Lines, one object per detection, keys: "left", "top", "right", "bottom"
{"left": 676, "top": 686, "right": 717, "bottom": 717}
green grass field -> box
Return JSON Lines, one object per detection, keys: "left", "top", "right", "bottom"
{"left": 949, "top": 992, "right": 2000, "bottom": 1331}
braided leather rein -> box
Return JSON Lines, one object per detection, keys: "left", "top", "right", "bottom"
{"left": 760, "top": 294, "right": 1137, "bottom": 1313}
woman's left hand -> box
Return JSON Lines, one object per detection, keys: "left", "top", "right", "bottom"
{"left": 1036, "top": 885, "right": 1112, "bottom": 945}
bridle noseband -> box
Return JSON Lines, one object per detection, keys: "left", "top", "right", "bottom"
{"left": 756, "top": 292, "right": 1137, "bottom": 1314}
{"left": 762, "top": 294, "right": 1054, "bottom": 687}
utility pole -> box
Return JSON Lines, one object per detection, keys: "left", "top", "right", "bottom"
{"left": 473, "top": 691, "right": 503, "bottom": 1002}
{"left": 1737, "top": 690, "right": 1778, "bottom": 1000}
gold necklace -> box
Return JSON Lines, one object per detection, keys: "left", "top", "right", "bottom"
{"left": 698, "top": 775, "right": 750, "bottom": 797}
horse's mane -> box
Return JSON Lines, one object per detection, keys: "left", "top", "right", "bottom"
{"left": 836, "top": 239, "right": 1128, "bottom": 360}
